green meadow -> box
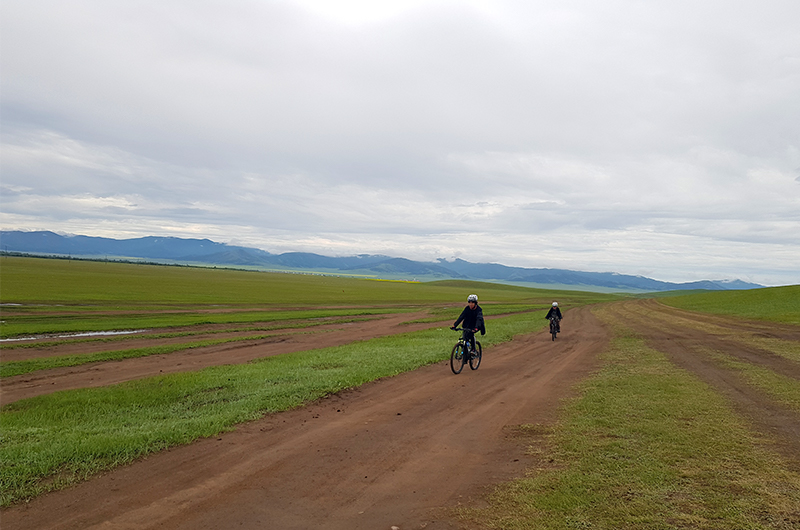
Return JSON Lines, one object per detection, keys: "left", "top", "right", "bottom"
{"left": 0, "top": 256, "right": 612, "bottom": 340}
{"left": 2, "top": 256, "right": 799, "bottom": 528}
{"left": 0, "top": 255, "right": 615, "bottom": 506}
{"left": 660, "top": 284, "right": 800, "bottom": 325}
{"left": 0, "top": 255, "right": 607, "bottom": 307}
{"left": 465, "top": 285, "right": 800, "bottom": 529}
{"left": 467, "top": 307, "right": 800, "bottom": 529}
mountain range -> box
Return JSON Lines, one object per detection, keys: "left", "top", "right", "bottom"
{"left": 0, "top": 230, "right": 762, "bottom": 292}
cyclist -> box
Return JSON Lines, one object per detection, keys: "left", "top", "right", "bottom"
{"left": 545, "top": 302, "right": 563, "bottom": 333}
{"left": 452, "top": 294, "right": 485, "bottom": 354}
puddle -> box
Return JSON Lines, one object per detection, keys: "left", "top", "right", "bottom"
{"left": 1, "top": 330, "right": 149, "bottom": 343}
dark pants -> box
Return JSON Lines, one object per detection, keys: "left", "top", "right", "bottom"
{"left": 462, "top": 329, "right": 476, "bottom": 351}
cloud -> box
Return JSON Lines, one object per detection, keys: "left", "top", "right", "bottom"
{"left": 1, "top": 0, "right": 799, "bottom": 286}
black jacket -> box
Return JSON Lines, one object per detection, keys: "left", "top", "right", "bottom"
{"left": 545, "top": 307, "right": 563, "bottom": 319}
{"left": 454, "top": 304, "right": 485, "bottom": 335}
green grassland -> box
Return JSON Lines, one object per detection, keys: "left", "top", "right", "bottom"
{"left": 4, "top": 255, "right": 798, "bottom": 527}
{"left": 659, "top": 284, "right": 800, "bottom": 324}
{"left": 461, "top": 286, "right": 800, "bottom": 528}
{"left": 0, "top": 256, "right": 614, "bottom": 505}
{"left": 466, "top": 309, "right": 800, "bottom": 528}
{"left": 0, "top": 256, "right": 615, "bottom": 340}
{"left": 1, "top": 256, "right": 611, "bottom": 307}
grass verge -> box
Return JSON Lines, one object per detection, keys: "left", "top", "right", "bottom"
{"left": 462, "top": 305, "right": 800, "bottom": 529}
{"left": 0, "top": 312, "right": 541, "bottom": 506}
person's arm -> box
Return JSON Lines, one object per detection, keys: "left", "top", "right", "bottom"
{"left": 453, "top": 307, "right": 467, "bottom": 328}
{"left": 475, "top": 307, "right": 484, "bottom": 329}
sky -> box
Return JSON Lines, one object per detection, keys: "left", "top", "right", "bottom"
{"left": 1, "top": 0, "right": 799, "bottom": 286}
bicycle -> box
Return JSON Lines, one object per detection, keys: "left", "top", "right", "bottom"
{"left": 450, "top": 327, "right": 482, "bottom": 374}
{"left": 549, "top": 317, "right": 560, "bottom": 341}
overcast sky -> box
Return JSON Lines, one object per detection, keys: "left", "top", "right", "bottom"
{"left": 2, "top": 0, "right": 799, "bottom": 286}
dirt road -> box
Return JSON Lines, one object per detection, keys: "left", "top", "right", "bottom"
{"left": 6, "top": 300, "right": 797, "bottom": 529}
{"left": 3, "top": 306, "right": 609, "bottom": 529}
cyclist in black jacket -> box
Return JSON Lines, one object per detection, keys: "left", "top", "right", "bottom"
{"left": 452, "top": 294, "right": 485, "bottom": 353}
{"left": 545, "top": 302, "right": 563, "bottom": 333}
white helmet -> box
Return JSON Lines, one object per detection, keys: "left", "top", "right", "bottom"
{"left": 552, "top": 302, "right": 558, "bottom": 307}
{"left": 468, "top": 294, "right": 478, "bottom": 303}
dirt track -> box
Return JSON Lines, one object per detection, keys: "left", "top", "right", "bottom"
{"left": 2, "top": 306, "right": 609, "bottom": 529}
{"left": 4, "top": 300, "right": 799, "bottom": 529}
{"left": 1, "top": 311, "right": 442, "bottom": 404}
{"left": 602, "top": 299, "right": 800, "bottom": 471}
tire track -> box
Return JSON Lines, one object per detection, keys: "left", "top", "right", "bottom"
{"left": 600, "top": 300, "right": 800, "bottom": 471}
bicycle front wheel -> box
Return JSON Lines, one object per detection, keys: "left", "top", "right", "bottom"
{"left": 450, "top": 342, "right": 466, "bottom": 374}
{"left": 469, "top": 341, "right": 482, "bottom": 370}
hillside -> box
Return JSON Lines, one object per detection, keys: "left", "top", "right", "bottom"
{"left": 0, "top": 230, "right": 763, "bottom": 292}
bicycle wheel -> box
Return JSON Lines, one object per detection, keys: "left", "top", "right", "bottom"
{"left": 450, "top": 342, "right": 466, "bottom": 374}
{"left": 550, "top": 321, "right": 557, "bottom": 341}
{"left": 469, "top": 341, "right": 482, "bottom": 370}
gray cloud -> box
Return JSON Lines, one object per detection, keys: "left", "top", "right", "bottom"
{"left": 1, "top": 0, "right": 799, "bottom": 285}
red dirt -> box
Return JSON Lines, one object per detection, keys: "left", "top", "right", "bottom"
{"left": 2, "top": 306, "right": 609, "bottom": 529}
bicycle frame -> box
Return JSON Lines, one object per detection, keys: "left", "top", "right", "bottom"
{"left": 450, "top": 327, "right": 482, "bottom": 374}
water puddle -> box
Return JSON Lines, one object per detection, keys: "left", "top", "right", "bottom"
{"left": 1, "top": 330, "right": 149, "bottom": 343}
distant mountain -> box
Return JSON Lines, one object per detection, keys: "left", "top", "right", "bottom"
{"left": 0, "top": 231, "right": 271, "bottom": 261}
{"left": 433, "top": 258, "right": 761, "bottom": 291}
{"left": 0, "top": 230, "right": 763, "bottom": 292}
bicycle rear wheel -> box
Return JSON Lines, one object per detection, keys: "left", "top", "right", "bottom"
{"left": 469, "top": 341, "right": 482, "bottom": 370}
{"left": 450, "top": 342, "right": 466, "bottom": 374}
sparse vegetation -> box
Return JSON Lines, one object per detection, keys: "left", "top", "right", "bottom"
{"left": 462, "top": 304, "right": 800, "bottom": 528}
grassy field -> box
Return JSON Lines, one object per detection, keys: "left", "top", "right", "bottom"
{"left": 0, "top": 256, "right": 616, "bottom": 506}
{"left": 466, "top": 311, "right": 800, "bottom": 529}
{"left": 462, "top": 287, "right": 800, "bottom": 528}
{"left": 659, "top": 284, "right": 800, "bottom": 324}
{"left": 0, "top": 255, "right": 611, "bottom": 307}
{"left": 0, "top": 256, "right": 615, "bottom": 340}
{"left": 4, "top": 256, "right": 798, "bottom": 526}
